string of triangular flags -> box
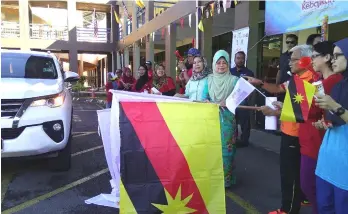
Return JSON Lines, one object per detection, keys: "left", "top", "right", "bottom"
{"left": 120, "top": 0, "right": 241, "bottom": 51}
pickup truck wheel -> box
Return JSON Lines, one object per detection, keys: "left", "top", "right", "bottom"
{"left": 49, "top": 125, "right": 72, "bottom": 171}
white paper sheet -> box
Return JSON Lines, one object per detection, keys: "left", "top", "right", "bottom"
{"left": 265, "top": 97, "right": 277, "bottom": 130}
{"left": 226, "top": 78, "right": 255, "bottom": 114}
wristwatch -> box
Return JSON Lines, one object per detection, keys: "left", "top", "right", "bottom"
{"left": 334, "top": 107, "right": 346, "bottom": 116}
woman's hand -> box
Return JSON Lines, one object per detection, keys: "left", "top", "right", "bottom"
{"left": 272, "top": 101, "right": 283, "bottom": 110}
{"left": 243, "top": 76, "right": 264, "bottom": 86}
{"left": 178, "top": 72, "right": 185, "bottom": 81}
{"left": 312, "top": 119, "right": 332, "bottom": 130}
{"left": 260, "top": 106, "right": 280, "bottom": 116}
{"left": 315, "top": 94, "right": 341, "bottom": 111}
{"left": 220, "top": 100, "right": 226, "bottom": 107}
{"left": 177, "top": 61, "right": 187, "bottom": 70}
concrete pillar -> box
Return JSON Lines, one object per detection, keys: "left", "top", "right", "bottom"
{"left": 145, "top": 0, "right": 154, "bottom": 63}
{"left": 133, "top": 42, "right": 140, "bottom": 75}
{"left": 122, "top": 13, "right": 128, "bottom": 37}
{"left": 195, "top": 0, "right": 201, "bottom": 50}
{"left": 132, "top": 2, "right": 140, "bottom": 75}
{"left": 68, "top": 49, "right": 78, "bottom": 73}
{"left": 67, "top": 0, "right": 78, "bottom": 73}
{"left": 116, "top": 51, "right": 121, "bottom": 69}
{"left": 110, "top": 3, "right": 119, "bottom": 43}
{"left": 124, "top": 48, "right": 130, "bottom": 67}
{"left": 107, "top": 53, "right": 113, "bottom": 73}
{"left": 106, "top": 12, "right": 111, "bottom": 42}
{"left": 79, "top": 54, "right": 84, "bottom": 76}
{"left": 104, "top": 57, "right": 108, "bottom": 85}
{"left": 28, "top": 5, "right": 33, "bottom": 24}
{"left": 201, "top": 17, "right": 213, "bottom": 67}
{"left": 165, "top": 23, "right": 177, "bottom": 79}
{"left": 67, "top": 0, "right": 77, "bottom": 42}
{"left": 19, "top": 0, "right": 30, "bottom": 50}
{"left": 100, "top": 59, "right": 103, "bottom": 87}
{"left": 132, "top": 2, "right": 138, "bottom": 32}
{"left": 234, "top": 1, "right": 260, "bottom": 74}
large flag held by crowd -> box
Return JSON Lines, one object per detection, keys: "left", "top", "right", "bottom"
{"left": 280, "top": 76, "right": 316, "bottom": 122}
{"left": 118, "top": 100, "right": 226, "bottom": 213}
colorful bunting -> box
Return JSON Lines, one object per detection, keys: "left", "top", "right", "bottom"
{"left": 121, "top": 0, "right": 132, "bottom": 20}
{"left": 197, "top": 7, "right": 202, "bottom": 22}
{"left": 189, "top": 14, "right": 192, "bottom": 28}
{"left": 206, "top": 7, "right": 210, "bottom": 18}
{"left": 180, "top": 18, "right": 184, "bottom": 28}
{"left": 210, "top": 3, "right": 215, "bottom": 17}
{"left": 223, "top": 0, "right": 227, "bottom": 12}
{"left": 198, "top": 19, "right": 204, "bottom": 32}
{"left": 226, "top": 0, "right": 232, "bottom": 9}
{"left": 113, "top": 6, "right": 121, "bottom": 24}
{"left": 135, "top": 0, "right": 145, "bottom": 9}
{"left": 161, "top": 28, "right": 165, "bottom": 39}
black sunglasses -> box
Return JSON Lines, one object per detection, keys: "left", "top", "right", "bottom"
{"left": 333, "top": 53, "right": 344, "bottom": 60}
{"left": 286, "top": 41, "right": 296, "bottom": 44}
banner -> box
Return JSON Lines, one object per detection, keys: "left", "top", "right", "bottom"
{"left": 230, "top": 27, "right": 249, "bottom": 68}
{"left": 265, "top": 1, "right": 348, "bottom": 36}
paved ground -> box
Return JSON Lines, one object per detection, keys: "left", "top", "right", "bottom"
{"left": 1, "top": 101, "right": 312, "bottom": 214}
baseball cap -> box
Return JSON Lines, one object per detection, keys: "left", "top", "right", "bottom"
{"left": 145, "top": 61, "right": 152, "bottom": 65}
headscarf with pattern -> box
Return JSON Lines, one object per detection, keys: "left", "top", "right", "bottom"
{"left": 191, "top": 56, "right": 212, "bottom": 81}
{"left": 153, "top": 64, "right": 168, "bottom": 89}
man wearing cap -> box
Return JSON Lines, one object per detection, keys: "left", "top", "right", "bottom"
{"left": 145, "top": 61, "right": 153, "bottom": 81}
{"left": 177, "top": 48, "right": 201, "bottom": 93}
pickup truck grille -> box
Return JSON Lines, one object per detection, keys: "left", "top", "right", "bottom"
{"left": 1, "top": 99, "right": 25, "bottom": 118}
{"left": 1, "top": 127, "right": 25, "bottom": 140}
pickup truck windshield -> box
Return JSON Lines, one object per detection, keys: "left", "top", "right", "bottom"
{"left": 1, "top": 53, "right": 58, "bottom": 79}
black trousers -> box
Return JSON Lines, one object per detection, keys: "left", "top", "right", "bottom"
{"left": 280, "top": 133, "right": 302, "bottom": 214}
{"left": 235, "top": 108, "right": 251, "bottom": 145}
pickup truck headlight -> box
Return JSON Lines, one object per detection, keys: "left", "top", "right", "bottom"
{"left": 30, "top": 92, "right": 66, "bottom": 108}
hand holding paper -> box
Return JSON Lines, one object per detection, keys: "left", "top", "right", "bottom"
{"left": 226, "top": 77, "right": 256, "bottom": 114}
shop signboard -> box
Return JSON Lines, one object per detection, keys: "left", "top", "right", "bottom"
{"left": 231, "top": 27, "right": 250, "bottom": 68}
{"left": 265, "top": 0, "right": 348, "bottom": 35}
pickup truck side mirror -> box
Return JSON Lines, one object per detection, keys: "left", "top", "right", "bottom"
{"left": 64, "top": 71, "right": 79, "bottom": 82}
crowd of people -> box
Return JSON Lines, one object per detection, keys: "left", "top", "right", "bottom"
{"left": 105, "top": 36, "right": 348, "bottom": 214}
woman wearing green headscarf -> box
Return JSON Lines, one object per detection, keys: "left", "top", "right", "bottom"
{"left": 206, "top": 50, "right": 239, "bottom": 187}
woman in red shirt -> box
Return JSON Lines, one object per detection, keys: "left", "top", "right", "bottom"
{"left": 132, "top": 64, "right": 152, "bottom": 93}
{"left": 152, "top": 64, "right": 176, "bottom": 96}
{"left": 118, "top": 67, "right": 135, "bottom": 91}
{"left": 300, "top": 41, "right": 343, "bottom": 214}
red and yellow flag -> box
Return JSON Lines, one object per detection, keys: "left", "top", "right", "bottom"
{"left": 280, "top": 76, "right": 316, "bottom": 122}
{"left": 119, "top": 102, "right": 225, "bottom": 213}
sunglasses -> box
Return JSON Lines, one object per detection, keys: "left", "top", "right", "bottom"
{"left": 333, "top": 53, "right": 344, "bottom": 60}
{"left": 286, "top": 41, "right": 296, "bottom": 44}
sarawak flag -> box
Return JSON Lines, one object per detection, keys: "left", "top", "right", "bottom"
{"left": 119, "top": 102, "right": 225, "bottom": 213}
{"left": 280, "top": 76, "right": 316, "bottom": 123}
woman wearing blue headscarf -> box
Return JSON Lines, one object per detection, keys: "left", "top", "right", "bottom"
{"left": 206, "top": 50, "right": 239, "bottom": 187}
{"left": 313, "top": 38, "right": 348, "bottom": 213}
